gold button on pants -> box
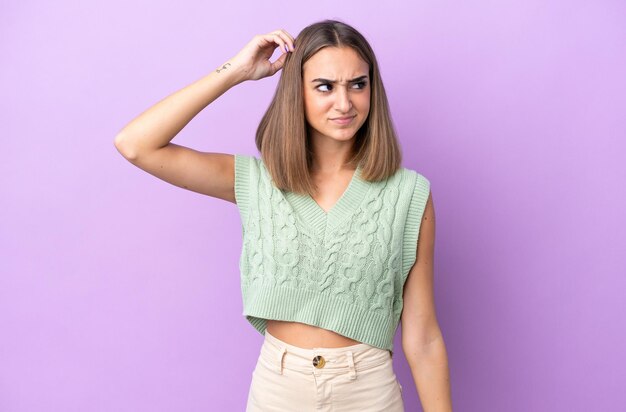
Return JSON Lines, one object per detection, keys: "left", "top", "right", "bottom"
{"left": 312, "top": 355, "right": 326, "bottom": 368}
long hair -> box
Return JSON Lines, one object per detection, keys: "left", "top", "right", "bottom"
{"left": 255, "top": 19, "right": 403, "bottom": 196}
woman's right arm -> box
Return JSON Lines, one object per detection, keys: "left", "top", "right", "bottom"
{"left": 113, "top": 30, "right": 295, "bottom": 203}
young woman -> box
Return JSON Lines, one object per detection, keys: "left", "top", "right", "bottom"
{"left": 115, "top": 19, "right": 452, "bottom": 412}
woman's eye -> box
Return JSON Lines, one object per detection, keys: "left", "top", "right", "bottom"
{"left": 318, "top": 84, "right": 331, "bottom": 92}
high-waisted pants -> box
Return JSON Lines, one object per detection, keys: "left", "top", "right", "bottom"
{"left": 246, "top": 329, "right": 404, "bottom": 411}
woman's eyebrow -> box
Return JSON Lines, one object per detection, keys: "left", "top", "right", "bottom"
{"left": 311, "top": 75, "right": 368, "bottom": 84}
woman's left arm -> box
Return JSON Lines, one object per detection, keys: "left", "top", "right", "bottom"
{"left": 401, "top": 191, "right": 453, "bottom": 411}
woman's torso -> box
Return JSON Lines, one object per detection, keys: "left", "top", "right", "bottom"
{"left": 265, "top": 165, "right": 364, "bottom": 349}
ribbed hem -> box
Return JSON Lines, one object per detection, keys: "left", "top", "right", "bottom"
{"left": 401, "top": 173, "right": 431, "bottom": 280}
{"left": 233, "top": 154, "right": 251, "bottom": 226}
{"left": 241, "top": 281, "right": 398, "bottom": 351}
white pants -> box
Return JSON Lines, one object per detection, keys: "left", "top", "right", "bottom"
{"left": 246, "top": 330, "right": 404, "bottom": 411}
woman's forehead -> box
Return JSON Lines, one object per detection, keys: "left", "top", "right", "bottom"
{"left": 303, "top": 47, "right": 369, "bottom": 79}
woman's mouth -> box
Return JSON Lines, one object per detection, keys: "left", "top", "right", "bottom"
{"left": 331, "top": 115, "right": 355, "bottom": 125}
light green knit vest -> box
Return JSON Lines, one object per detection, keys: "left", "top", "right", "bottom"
{"left": 234, "top": 154, "right": 430, "bottom": 352}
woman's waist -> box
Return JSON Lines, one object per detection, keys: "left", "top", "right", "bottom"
{"left": 260, "top": 327, "right": 392, "bottom": 374}
{"left": 265, "top": 319, "right": 363, "bottom": 349}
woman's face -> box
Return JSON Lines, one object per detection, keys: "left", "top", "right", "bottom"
{"left": 302, "top": 46, "right": 371, "bottom": 146}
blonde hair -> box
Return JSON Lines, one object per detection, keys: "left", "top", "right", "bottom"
{"left": 255, "top": 19, "right": 403, "bottom": 196}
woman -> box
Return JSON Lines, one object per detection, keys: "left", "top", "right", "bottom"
{"left": 115, "top": 19, "right": 452, "bottom": 412}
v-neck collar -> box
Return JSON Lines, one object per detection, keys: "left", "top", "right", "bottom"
{"left": 280, "top": 163, "right": 371, "bottom": 235}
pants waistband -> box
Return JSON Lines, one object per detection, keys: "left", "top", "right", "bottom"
{"left": 260, "top": 329, "right": 392, "bottom": 379}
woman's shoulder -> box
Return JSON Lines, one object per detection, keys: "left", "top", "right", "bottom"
{"left": 234, "top": 153, "right": 263, "bottom": 170}
{"left": 396, "top": 165, "right": 430, "bottom": 189}
{"left": 234, "top": 153, "right": 261, "bottom": 162}
{"left": 395, "top": 164, "right": 428, "bottom": 180}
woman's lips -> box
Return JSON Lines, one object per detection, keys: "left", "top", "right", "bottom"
{"left": 331, "top": 115, "right": 355, "bottom": 125}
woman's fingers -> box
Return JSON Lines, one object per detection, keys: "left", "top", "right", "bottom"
{"left": 274, "top": 30, "right": 295, "bottom": 52}
{"left": 275, "top": 29, "right": 295, "bottom": 46}
{"left": 271, "top": 33, "right": 291, "bottom": 53}
{"left": 271, "top": 50, "right": 288, "bottom": 74}
{"left": 259, "top": 33, "right": 285, "bottom": 54}
{"left": 267, "top": 30, "right": 295, "bottom": 53}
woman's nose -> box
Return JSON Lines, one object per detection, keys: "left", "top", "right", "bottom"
{"left": 334, "top": 86, "right": 352, "bottom": 112}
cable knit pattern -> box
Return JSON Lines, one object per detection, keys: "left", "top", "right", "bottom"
{"left": 233, "top": 154, "right": 430, "bottom": 351}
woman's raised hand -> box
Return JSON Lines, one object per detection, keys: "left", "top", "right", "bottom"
{"left": 228, "top": 30, "right": 296, "bottom": 82}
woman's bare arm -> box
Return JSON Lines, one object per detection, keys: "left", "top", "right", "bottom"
{"left": 113, "top": 65, "right": 246, "bottom": 203}
{"left": 113, "top": 30, "right": 295, "bottom": 202}
{"left": 401, "top": 193, "right": 453, "bottom": 410}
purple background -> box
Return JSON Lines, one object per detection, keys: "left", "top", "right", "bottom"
{"left": 2, "top": 1, "right": 625, "bottom": 411}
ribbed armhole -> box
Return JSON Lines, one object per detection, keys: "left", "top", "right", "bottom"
{"left": 233, "top": 154, "right": 251, "bottom": 226}
{"left": 401, "top": 173, "right": 431, "bottom": 280}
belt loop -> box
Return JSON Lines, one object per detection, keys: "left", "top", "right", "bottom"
{"left": 346, "top": 350, "right": 356, "bottom": 380}
{"left": 277, "top": 346, "right": 286, "bottom": 375}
